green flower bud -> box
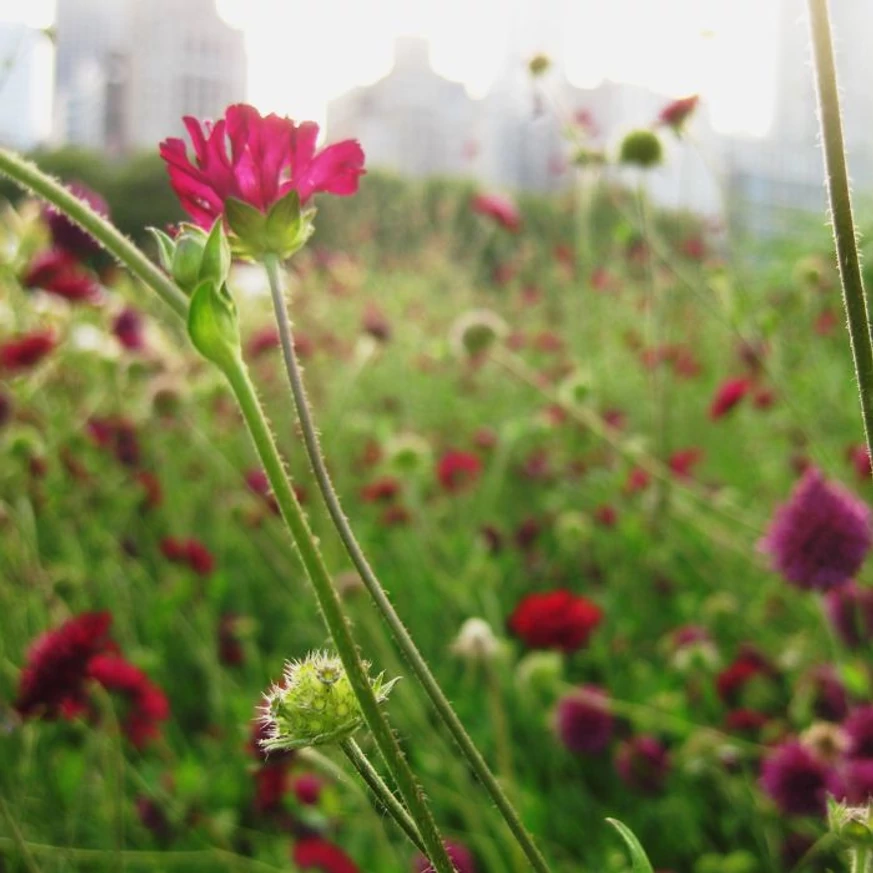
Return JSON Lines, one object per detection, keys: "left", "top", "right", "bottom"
{"left": 528, "top": 53, "right": 551, "bottom": 77}
{"left": 449, "top": 309, "right": 508, "bottom": 358}
{"left": 619, "top": 130, "right": 663, "bottom": 169}
{"left": 150, "top": 220, "right": 231, "bottom": 295}
{"left": 829, "top": 798, "right": 873, "bottom": 849}
{"left": 259, "top": 651, "right": 398, "bottom": 752}
{"left": 187, "top": 280, "right": 240, "bottom": 373}
{"left": 385, "top": 433, "right": 433, "bottom": 474}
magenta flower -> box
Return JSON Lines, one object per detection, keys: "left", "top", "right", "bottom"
{"left": 615, "top": 735, "right": 670, "bottom": 794}
{"left": 759, "top": 467, "right": 872, "bottom": 591}
{"left": 709, "top": 377, "right": 751, "bottom": 420}
{"left": 554, "top": 685, "right": 614, "bottom": 755}
{"left": 44, "top": 181, "right": 109, "bottom": 257}
{"left": 23, "top": 249, "right": 100, "bottom": 303}
{"left": 844, "top": 705, "right": 873, "bottom": 758}
{"left": 759, "top": 741, "right": 831, "bottom": 816}
{"left": 471, "top": 193, "right": 521, "bottom": 232}
{"left": 824, "top": 581, "right": 873, "bottom": 648}
{"left": 159, "top": 103, "right": 365, "bottom": 230}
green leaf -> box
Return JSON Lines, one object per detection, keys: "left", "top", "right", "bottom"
{"left": 606, "top": 818, "right": 655, "bottom": 873}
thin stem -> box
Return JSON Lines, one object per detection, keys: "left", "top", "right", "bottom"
{"left": 221, "top": 356, "right": 455, "bottom": 873}
{"left": 0, "top": 148, "right": 188, "bottom": 320}
{"left": 851, "top": 846, "right": 872, "bottom": 873}
{"left": 263, "top": 254, "right": 553, "bottom": 873}
{"left": 341, "top": 739, "right": 426, "bottom": 856}
{"left": 0, "top": 799, "right": 42, "bottom": 873}
{"left": 808, "top": 0, "right": 873, "bottom": 458}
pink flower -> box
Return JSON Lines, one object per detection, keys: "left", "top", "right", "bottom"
{"left": 709, "top": 377, "right": 751, "bottom": 420}
{"left": 657, "top": 95, "right": 700, "bottom": 134}
{"left": 760, "top": 741, "right": 831, "bottom": 816}
{"left": 555, "top": 685, "right": 613, "bottom": 754}
{"left": 615, "top": 735, "right": 670, "bottom": 794}
{"left": 471, "top": 193, "right": 521, "bottom": 232}
{"left": 160, "top": 104, "right": 365, "bottom": 229}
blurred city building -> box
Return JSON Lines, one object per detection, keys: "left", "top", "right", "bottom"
{"left": 0, "top": 23, "right": 53, "bottom": 150}
{"left": 724, "top": 0, "right": 873, "bottom": 237}
{"left": 54, "top": 0, "right": 246, "bottom": 154}
{"left": 327, "top": 35, "right": 722, "bottom": 217}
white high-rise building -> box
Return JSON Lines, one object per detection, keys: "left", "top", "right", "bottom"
{"left": 0, "top": 23, "right": 54, "bottom": 150}
{"left": 54, "top": 0, "right": 246, "bottom": 153}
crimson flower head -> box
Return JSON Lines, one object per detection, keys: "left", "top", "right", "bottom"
{"left": 759, "top": 741, "right": 831, "bottom": 816}
{"left": 22, "top": 249, "right": 101, "bottom": 303}
{"left": 554, "top": 685, "right": 614, "bottom": 754}
{"left": 292, "top": 837, "right": 359, "bottom": 873}
{"left": 824, "top": 581, "right": 873, "bottom": 648}
{"left": 709, "top": 377, "right": 751, "bottom": 420}
{"left": 15, "top": 611, "right": 114, "bottom": 718}
{"left": 759, "top": 467, "right": 872, "bottom": 591}
{"left": 657, "top": 94, "right": 700, "bottom": 135}
{"left": 159, "top": 104, "right": 365, "bottom": 256}
{"left": 615, "top": 735, "right": 670, "bottom": 794}
{"left": 0, "top": 331, "right": 56, "bottom": 372}
{"left": 471, "top": 193, "right": 521, "bottom": 232}
{"left": 112, "top": 307, "right": 146, "bottom": 352}
{"left": 44, "top": 181, "right": 109, "bottom": 257}
{"left": 437, "top": 450, "right": 482, "bottom": 493}
{"left": 508, "top": 589, "right": 603, "bottom": 652}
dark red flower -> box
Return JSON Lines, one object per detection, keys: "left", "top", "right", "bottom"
{"left": 624, "top": 466, "right": 651, "bottom": 494}
{"left": 292, "top": 837, "right": 359, "bottom": 873}
{"left": 555, "top": 685, "right": 613, "bottom": 754}
{"left": 709, "top": 377, "right": 751, "bottom": 420}
{"left": 22, "top": 249, "right": 100, "bottom": 303}
{"left": 160, "top": 537, "right": 215, "bottom": 576}
{"left": 160, "top": 104, "right": 365, "bottom": 229}
{"left": 669, "top": 448, "right": 703, "bottom": 479}
{"left": 847, "top": 444, "right": 872, "bottom": 480}
{"left": 437, "top": 450, "right": 482, "bottom": 493}
{"left": 508, "top": 589, "right": 603, "bottom": 652}
{"left": 291, "top": 773, "right": 322, "bottom": 805}
{"left": 44, "top": 181, "right": 109, "bottom": 257}
{"left": 254, "top": 761, "right": 289, "bottom": 814}
{"left": 86, "top": 416, "right": 141, "bottom": 468}
{"left": 112, "top": 307, "right": 146, "bottom": 352}
{"left": 247, "top": 326, "right": 281, "bottom": 358}
{"left": 615, "top": 735, "right": 670, "bottom": 794}
{"left": 0, "top": 331, "right": 56, "bottom": 371}
{"left": 87, "top": 654, "right": 169, "bottom": 748}
{"left": 137, "top": 471, "right": 163, "bottom": 512}
{"left": 844, "top": 705, "right": 873, "bottom": 758}
{"left": 716, "top": 650, "right": 776, "bottom": 707}
{"left": 594, "top": 504, "right": 618, "bottom": 527}
{"left": 657, "top": 94, "right": 699, "bottom": 133}
{"left": 724, "top": 708, "right": 770, "bottom": 737}
{"left": 759, "top": 741, "right": 831, "bottom": 816}
{"left": 15, "top": 611, "right": 114, "bottom": 718}
{"left": 218, "top": 613, "right": 245, "bottom": 666}
{"left": 360, "top": 476, "right": 401, "bottom": 503}
{"left": 362, "top": 304, "right": 391, "bottom": 342}
{"left": 245, "top": 468, "right": 279, "bottom": 514}
{"left": 759, "top": 467, "right": 872, "bottom": 591}
{"left": 471, "top": 193, "right": 521, "bottom": 232}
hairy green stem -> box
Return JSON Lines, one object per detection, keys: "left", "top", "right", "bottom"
{"left": 221, "top": 357, "right": 454, "bottom": 873}
{"left": 341, "top": 739, "right": 426, "bottom": 855}
{"left": 808, "top": 0, "right": 873, "bottom": 457}
{"left": 263, "top": 254, "right": 553, "bottom": 873}
{"left": 0, "top": 148, "right": 188, "bottom": 319}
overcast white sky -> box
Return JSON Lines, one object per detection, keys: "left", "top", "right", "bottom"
{"left": 1, "top": 0, "right": 783, "bottom": 136}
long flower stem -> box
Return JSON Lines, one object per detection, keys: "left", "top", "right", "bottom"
{"left": 341, "top": 739, "right": 426, "bottom": 856}
{"left": 263, "top": 254, "right": 553, "bottom": 873}
{"left": 0, "top": 149, "right": 188, "bottom": 319}
{"left": 221, "top": 357, "right": 454, "bottom": 873}
{"left": 808, "top": 0, "right": 873, "bottom": 458}
{"left": 0, "top": 151, "right": 454, "bottom": 872}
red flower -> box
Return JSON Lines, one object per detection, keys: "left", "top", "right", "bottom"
{"left": 595, "top": 504, "right": 618, "bottom": 527}
{"left": 657, "top": 95, "right": 699, "bottom": 133}
{"left": 292, "top": 837, "right": 359, "bottom": 873}
{"left": 253, "top": 761, "right": 289, "bottom": 814}
{"left": 437, "top": 450, "right": 482, "bottom": 492}
{"left": 245, "top": 468, "right": 279, "bottom": 514}
{"left": 847, "top": 444, "right": 872, "bottom": 480}
{"left": 0, "top": 331, "right": 56, "bottom": 372}
{"left": 112, "top": 307, "right": 146, "bottom": 352}
{"left": 709, "top": 377, "right": 751, "bottom": 420}
{"left": 160, "top": 104, "right": 365, "bottom": 229}
{"left": 22, "top": 249, "right": 100, "bottom": 303}
{"left": 669, "top": 448, "right": 703, "bottom": 479}
{"left": 86, "top": 416, "right": 141, "bottom": 468}
{"left": 716, "top": 650, "right": 776, "bottom": 706}
{"left": 15, "top": 611, "right": 114, "bottom": 718}
{"left": 218, "top": 613, "right": 245, "bottom": 666}
{"left": 360, "top": 476, "right": 401, "bottom": 503}
{"left": 508, "top": 589, "right": 603, "bottom": 652}
{"left": 291, "top": 773, "right": 322, "bottom": 805}
{"left": 43, "top": 181, "right": 109, "bottom": 257}
{"left": 471, "top": 193, "right": 521, "bottom": 232}
{"left": 137, "top": 471, "right": 163, "bottom": 511}
{"left": 624, "top": 466, "right": 651, "bottom": 494}
{"left": 160, "top": 537, "right": 215, "bottom": 576}
{"left": 87, "top": 654, "right": 169, "bottom": 748}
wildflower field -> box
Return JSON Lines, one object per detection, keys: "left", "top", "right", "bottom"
{"left": 3, "top": 18, "right": 873, "bottom": 873}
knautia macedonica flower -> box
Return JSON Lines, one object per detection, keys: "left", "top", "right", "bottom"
{"left": 159, "top": 103, "right": 364, "bottom": 259}
{"left": 759, "top": 467, "right": 872, "bottom": 591}
{"left": 259, "top": 651, "right": 397, "bottom": 752}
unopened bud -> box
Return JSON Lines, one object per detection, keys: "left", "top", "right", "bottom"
{"left": 450, "top": 309, "right": 508, "bottom": 358}
{"left": 619, "top": 130, "right": 663, "bottom": 169}
{"left": 451, "top": 618, "right": 500, "bottom": 662}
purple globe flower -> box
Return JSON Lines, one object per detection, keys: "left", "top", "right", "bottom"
{"left": 824, "top": 582, "right": 873, "bottom": 648}
{"left": 554, "top": 685, "right": 614, "bottom": 755}
{"left": 759, "top": 467, "right": 872, "bottom": 591}
{"left": 615, "top": 735, "right": 670, "bottom": 795}
{"left": 414, "top": 840, "right": 475, "bottom": 873}
{"left": 759, "top": 741, "right": 831, "bottom": 816}
{"left": 844, "top": 706, "right": 873, "bottom": 758}
{"left": 44, "top": 181, "right": 110, "bottom": 258}
{"left": 829, "top": 758, "right": 873, "bottom": 805}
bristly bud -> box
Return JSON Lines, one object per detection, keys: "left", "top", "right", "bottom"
{"left": 619, "top": 130, "right": 663, "bottom": 169}
{"left": 258, "top": 651, "right": 398, "bottom": 752}
{"left": 828, "top": 797, "right": 873, "bottom": 850}
{"left": 150, "top": 219, "right": 231, "bottom": 295}
{"left": 528, "top": 53, "right": 551, "bottom": 77}
{"left": 449, "top": 309, "right": 508, "bottom": 359}
{"left": 451, "top": 618, "right": 501, "bottom": 662}
{"left": 187, "top": 280, "right": 241, "bottom": 373}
